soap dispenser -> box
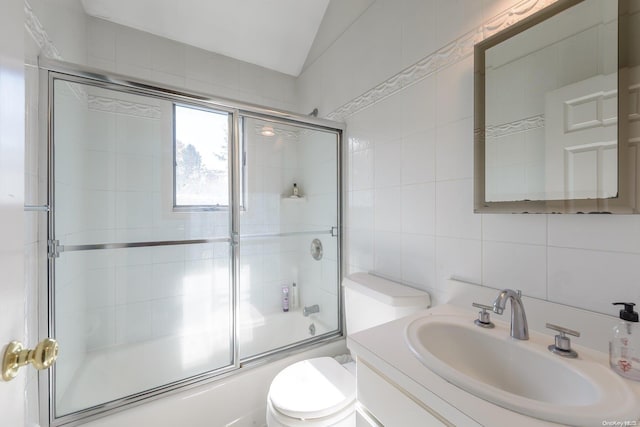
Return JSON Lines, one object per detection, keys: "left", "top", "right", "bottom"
{"left": 610, "top": 302, "right": 640, "bottom": 381}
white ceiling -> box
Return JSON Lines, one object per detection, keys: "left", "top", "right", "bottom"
{"left": 81, "top": 0, "right": 330, "bottom": 76}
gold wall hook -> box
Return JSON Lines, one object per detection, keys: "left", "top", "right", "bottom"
{"left": 2, "top": 338, "right": 59, "bottom": 381}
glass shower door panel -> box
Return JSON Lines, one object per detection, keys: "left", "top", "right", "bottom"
{"left": 53, "top": 80, "right": 230, "bottom": 247}
{"left": 52, "top": 79, "right": 234, "bottom": 416}
{"left": 54, "top": 244, "right": 232, "bottom": 416}
{"left": 238, "top": 117, "right": 339, "bottom": 359}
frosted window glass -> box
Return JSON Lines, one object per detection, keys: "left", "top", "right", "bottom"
{"left": 174, "top": 105, "right": 230, "bottom": 207}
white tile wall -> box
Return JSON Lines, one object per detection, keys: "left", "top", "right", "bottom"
{"left": 374, "top": 231, "right": 402, "bottom": 279}
{"left": 401, "top": 233, "right": 436, "bottom": 288}
{"left": 435, "top": 117, "right": 473, "bottom": 181}
{"left": 435, "top": 56, "right": 474, "bottom": 126}
{"left": 374, "top": 139, "right": 402, "bottom": 188}
{"left": 350, "top": 148, "right": 375, "bottom": 191}
{"left": 435, "top": 236, "right": 482, "bottom": 294}
{"left": 401, "top": 129, "right": 436, "bottom": 185}
{"left": 85, "top": 17, "right": 297, "bottom": 112}
{"left": 482, "top": 241, "right": 547, "bottom": 299}
{"left": 435, "top": 179, "right": 480, "bottom": 240}
{"left": 400, "top": 0, "right": 437, "bottom": 69}
{"left": 401, "top": 182, "right": 435, "bottom": 235}
{"left": 482, "top": 214, "right": 547, "bottom": 245}
{"left": 297, "top": 0, "right": 640, "bottom": 317}
{"left": 374, "top": 187, "right": 402, "bottom": 233}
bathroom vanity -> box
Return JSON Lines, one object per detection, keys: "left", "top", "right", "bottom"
{"left": 348, "top": 279, "right": 640, "bottom": 427}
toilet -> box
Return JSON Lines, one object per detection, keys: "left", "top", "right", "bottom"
{"left": 266, "top": 272, "right": 431, "bottom": 426}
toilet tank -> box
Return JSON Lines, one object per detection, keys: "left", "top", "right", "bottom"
{"left": 343, "top": 272, "right": 431, "bottom": 335}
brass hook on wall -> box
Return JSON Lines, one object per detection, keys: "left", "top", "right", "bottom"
{"left": 2, "top": 338, "right": 59, "bottom": 381}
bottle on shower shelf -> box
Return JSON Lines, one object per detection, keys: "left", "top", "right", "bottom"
{"left": 291, "top": 282, "right": 299, "bottom": 310}
{"left": 292, "top": 183, "right": 299, "bottom": 198}
{"left": 282, "top": 285, "right": 290, "bottom": 312}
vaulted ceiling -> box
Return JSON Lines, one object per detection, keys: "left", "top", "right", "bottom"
{"left": 81, "top": 0, "right": 330, "bottom": 76}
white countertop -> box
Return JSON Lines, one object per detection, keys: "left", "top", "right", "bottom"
{"left": 347, "top": 279, "right": 640, "bottom": 427}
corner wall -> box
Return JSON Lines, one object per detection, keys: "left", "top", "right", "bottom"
{"left": 0, "top": 0, "right": 26, "bottom": 425}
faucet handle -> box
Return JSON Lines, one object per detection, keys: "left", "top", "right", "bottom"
{"left": 472, "top": 302, "right": 495, "bottom": 328}
{"left": 546, "top": 323, "right": 580, "bottom": 358}
{"left": 546, "top": 323, "right": 580, "bottom": 337}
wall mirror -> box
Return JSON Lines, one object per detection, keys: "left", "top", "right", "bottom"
{"left": 474, "top": 0, "right": 640, "bottom": 213}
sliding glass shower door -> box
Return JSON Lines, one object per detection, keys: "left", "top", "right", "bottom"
{"left": 45, "top": 66, "right": 342, "bottom": 425}
{"left": 50, "top": 79, "right": 235, "bottom": 417}
{"left": 238, "top": 117, "right": 340, "bottom": 359}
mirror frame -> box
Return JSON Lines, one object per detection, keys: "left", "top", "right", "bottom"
{"left": 474, "top": 0, "right": 636, "bottom": 213}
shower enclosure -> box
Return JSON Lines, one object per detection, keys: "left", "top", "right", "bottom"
{"left": 39, "top": 60, "right": 342, "bottom": 426}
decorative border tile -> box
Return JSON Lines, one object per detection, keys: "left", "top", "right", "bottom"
{"left": 253, "top": 124, "right": 299, "bottom": 140}
{"left": 26, "top": 1, "right": 164, "bottom": 120}
{"left": 25, "top": 0, "right": 90, "bottom": 102}
{"left": 482, "top": 0, "right": 556, "bottom": 39}
{"left": 326, "top": 0, "right": 557, "bottom": 121}
{"left": 88, "top": 95, "right": 162, "bottom": 119}
{"left": 24, "top": 0, "right": 63, "bottom": 60}
{"left": 25, "top": 0, "right": 557, "bottom": 124}
{"left": 485, "top": 114, "right": 545, "bottom": 139}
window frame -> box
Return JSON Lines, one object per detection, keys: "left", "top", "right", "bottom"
{"left": 172, "top": 103, "right": 245, "bottom": 212}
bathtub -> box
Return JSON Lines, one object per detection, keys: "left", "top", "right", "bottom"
{"left": 58, "top": 310, "right": 343, "bottom": 426}
{"left": 238, "top": 307, "right": 333, "bottom": 359}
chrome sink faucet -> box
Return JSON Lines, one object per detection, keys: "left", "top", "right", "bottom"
{"left": 493, "top": 289, "right": 529, "bottom": 340}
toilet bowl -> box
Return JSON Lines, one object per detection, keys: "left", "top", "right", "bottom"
{"left": 266, "top": 357, "right": 356, "bottom": 427}
{"left": 266, "top": 273, "right": 430, "bottom": 426}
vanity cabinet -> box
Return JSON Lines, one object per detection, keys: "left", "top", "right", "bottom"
{"left": 355, "top": 358, "right": 480, "bottom": 427}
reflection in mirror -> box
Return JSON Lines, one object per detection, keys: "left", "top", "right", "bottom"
{"left": 475, "top": 0, "right": 640, "bottom": 213}
{"left": 486, "top": 0, "right": 617, "bottom": 202}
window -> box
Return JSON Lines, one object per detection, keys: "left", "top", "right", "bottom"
{"left": 174, "top": 104, "right": 232, "bottom": 208}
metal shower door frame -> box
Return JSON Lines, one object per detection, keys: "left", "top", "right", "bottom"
{"left": 38, "top": 58, "right": 345, "bottom": 427}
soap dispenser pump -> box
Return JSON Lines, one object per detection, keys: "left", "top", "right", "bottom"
{"left": 610, "top": 302, "right": 640, "bottom": 381}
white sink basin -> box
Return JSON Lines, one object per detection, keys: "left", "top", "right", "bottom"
{"left": 406, "top": 314, "right": 640, "bottom": 426}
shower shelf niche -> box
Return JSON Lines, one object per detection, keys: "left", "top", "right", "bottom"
{"left": 281, "top": 195, "right": 306, "bottom": 202}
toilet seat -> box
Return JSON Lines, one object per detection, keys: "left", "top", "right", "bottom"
{"left": 268, "top": 357, "right": 356, "bottom": 420}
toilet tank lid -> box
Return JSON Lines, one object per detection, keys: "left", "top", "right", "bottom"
{"left": 342, "top": 273, "right": 431, "bottom": 308}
